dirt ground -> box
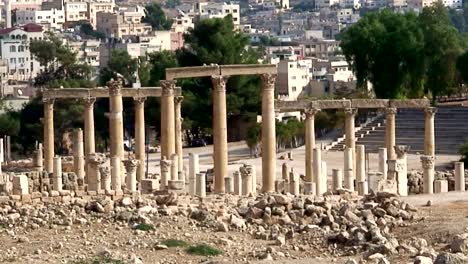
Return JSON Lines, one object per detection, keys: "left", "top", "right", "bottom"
{"left": 0, "top": 194, "right": 466, "bottom": 264}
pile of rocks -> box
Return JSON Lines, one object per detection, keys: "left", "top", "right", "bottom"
{"left": 408, "top": 169, "right": 468, "bottom": 194}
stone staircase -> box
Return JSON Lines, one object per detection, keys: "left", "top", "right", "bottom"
{"left": 328, "top": 106, "right": 468, "bottom": 154}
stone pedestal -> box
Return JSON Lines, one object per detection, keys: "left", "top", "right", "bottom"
{"left": 344, "top": 147, "right": 354, "bottom": 190}
{"left": 424, "top": 107, "right": 437, "bottom": 156}
{"left": 225, "top": 177, "right": 233, "bottom": 193}
{"left": 304, "top": 182, "right": 315, "bottom": 195}
{"left": 12, "top": 174, "right": 29, "bottom": 195}
{"left": 368, "top": 172, "right": 383, "bottom": 193}
{"left": 134, "top": 97, "right": 146, "bottom": 181}
{"left": 378, "top": 148, "right": 387, "bottom": 179}
{"left": 261, "top": 73, "right": 277, "bottom": 193}
{"left": 108, "top": 80, "right": 125, "bottom": 167}
{"left": 100, "top": 167, "right": 111, "bottom": 191}
{"left": 167, "top": 180, "right": 185, "bottom": 192}
{"left": 313, "top": 148, "right": 323, "bottom": 195}
{"left": 304, "top": 109, "right": 319, "bottom": 186}
{"left": 455, "top": 162, "right": 465, "bottom": 191}
{"left": 211, "top": 76, "right": 228, "bottom": 193}
{"left": 395, "top": 145, "right": 409, "bottom": 196}
{"left": 43, "top": 99, "right": 54, "bottom": 174}
{"left": 241, "top": 165, "right": 253, "bottom": 196}
{"left": 160, "top": 80, "right": 176, "bottom": 167}
{"left": 124, "top": 159, "right": 139, "bottom": 192}
{"left": 160, "top": 157, "right": 171, "bottom": 190}
{"left": 33, "top": 143, "right": 43, "bottom": 172}
{"left": 196, "top": 173, "right": 206, "bottom": 197}
{"left": 385, "top": 108, "right": 397, "bottom": 160}
{"left": 141, "top": 179, "right": 159, "bottom": 194}
{"left": 170, "top": 154, "right": 178, "bottom": 181}
{"left": 332, "top": 169, "right": 342, "bottom": 191}
{"left": 357, "top": 181, "right": 368, "bottom": 195}
{"left": 234, "top": 171, "right": 242, "bottom": 195}
{"left": 188, "top": 153, "right": 199, "bottom": 195}
{"left": 434, "top": 180, "right": 448, "bottom": 193}
{"left": 275, "top": 179, "right": 286, "bottom": 193}
{"left": 73, "top": 129, "right": 85, "bottom": 184}
{"left": 289, "top": 171, "right": 299, "bottom": 195}
{"left": 110, "top": 156, "right": 122, "bottom": 191}
{"left": 421, "top": 155, "right": 435, "bottom": 194}
{"left": 53, "top": 156, "right": 62, "bottom": 191}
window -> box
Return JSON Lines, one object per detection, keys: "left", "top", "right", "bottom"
{"left": 10, "top": 58, "right": 16, "bottom": 64}
{"left": 18, "top": 46, "right": 24, "bottom": 52}
{"left": 291, "top": 76, "right": 296, "bottom": 80}
{"left": 292, "top": 86, "right": 297, "bottom": 91}
{"left": 10, "top": 46, "right": 16, "bottom": 52}
{"left": 38, "top": 16, "right": 42, "bottom": 19}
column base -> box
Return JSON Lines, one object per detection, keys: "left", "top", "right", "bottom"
{"left": 303, "top": 182, "right": 316, "bottom": 195}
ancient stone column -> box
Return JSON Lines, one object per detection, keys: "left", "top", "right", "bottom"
{"left": 313, "top": 147, "right": 323, "bottom": 195}
{"left": 344, "top": 147, "right": 354, "bottom": 191}
{"left": 188, "top": 153, "right": 199, "bottom": 195}
{"left": 240, "top": 164, "right": 253, "bottom": 196}
{"left": 282, "top": 162, "right": 289, "bottom": 192}
{"left": 385, "top": 108, "right": 397, "bottom": 160}
{"left": 34, "top": 143, "right": 43, "bottom": 172}
{"left": 170, "top": 154, "right": 178, "bottom": 181}
{"left": 251, "top": 164, "right": 257, "bottom": 195}
{"left": 43, "top": 98, "right": 54, "bottom": 174}
{"left": 174, "top": 96, "right": 183, "bottom": 172}
{"left": 332, "top": 169, "right": 342, "bottom": 191}
{"left": 225, "top": 177, "right": 233, "bottom": 193}
{"left": 434, "top": 180, "right": 448, "bottom": 193}
{"left": 344, "top": 108, "right": 357, "bottom": 151}
{"left": 455, "top": 162, "right": 465, "bottom": 191}
{"left": 421, "top": 155, "right": 435, "bottom": 194}
{"left": 99, "top": 166, "right": 110, "bottom": 191}
{"left": 261, "top": 73, "right": 277, "bottom": 193}
{"left": 73, "top": 128, "right": 85, "bottom": 184}
{"left": 160, "top": 157, "right": 171, "bottom": 190}
{"left": 83, "top": 97, "right": 96, "bottom": 182}
{"left": 378, "top": 147, "right": 388, "bottom": 179}
{"left": 289, "top": 171, "right": 299, "bottom": 195}
{"left": 111, "top": 156, "right": 122, "bottom": 192}
{"left": 304, "top": 108, "right": 319, "bottom": 192}
{"left": 134, "top": 97, "right": 146, "bottom": 182}
{"left": 395, "top": 145, "right": 409, "bottom": 196}
{"left": 124, "top": 159, "right": 139, "bottom": 192}
{"left": 160, "top": 80, "right": 176, "bottom": 164}
{"left": 321, "top": 161, "right": 327, "bottom": 193}
{"left": 424, "top": 107, "right": 437, "bottom": 156}
{"left": 234, "top": 171, "right": 242, "bottom": 195}
{"left": 211, "top": 75, "right": 228, "bottom": 193}
{"left": 108, "top": 80, "right": 125, "bottom": 165}
{"left": 356, "top": 145, "right": 366, "bottom": 190}
{"left": 0, "top": 138, "right": 4, "bottom": 163}
{"left": 87, "top": 153, "right": 103, "bottom": 192}
{"left": 53, "top": 156, "right": 62, "bottom": 191}
{"left": 196, "top": 173, "right": 206, "bottom": 197}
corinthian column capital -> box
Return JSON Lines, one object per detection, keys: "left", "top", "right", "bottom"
{"left": 420, "top": 155, "right": 435, "bottom": 169}
{"left": 211, "top": 75, "right": 227, "bottom": 91}
{"left": 260, "top": 73, "right": 277, "bottom": 90}
{"left": 107, "top": 79, "right": 123, "bottom": 96}
{"left": 424, "top": 107, "right": 437, "bottom": 117}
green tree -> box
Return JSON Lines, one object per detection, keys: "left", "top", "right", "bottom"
{"left": 143, "top": 3, "right": 173, "bottom": 30}
{"left": 340, "top": 10, "right": 425, "bottom": 98}
{"left": 420, "top": 2, "right": 462, "bottom": 101}
{"left": 100, "top": 50, "right": 138, "bottom": 85}
{"left": 148, "top": 51, "right": 178, "bottom": 85}
{"left": 79, "top": 22, "right": 106, "bottom": 39}
{"left": 164, "top": 0, "right": 180, "bottom": 8}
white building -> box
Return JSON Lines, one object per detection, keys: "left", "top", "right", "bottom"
{"left": 16, "top": 8, "right": 65, "bottom": 30}
{"left": 197, "top": 2, "right": 240, "bottom": 26}
{"left": 0, "top": 24, "right": 43, "bottom": 81}
{"left": 65, "top": 2, "right": 88, "bottom": 22}
{"left": 316, "top": 0, "right": 340, "bottom": 9}
{"left": 276, "top": 59, "right": 313, "bottom": 100}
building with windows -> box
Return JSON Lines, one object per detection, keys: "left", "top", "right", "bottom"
{"left": 276, "top": 59, "right": 312, "bottom": 100}
{"left": 16, "top": 8, "right": 65, "bottom": 30}
{"left": 65, "top": 2, "right": 88, "bottom": 22}
{"left": 88, "top": 0, "right": 115, "bottom": 28}
{"left": 96, "top": 11, "right": 152, "bottom": 38}
{"left": 0, "top": 24, "right": 43, "bottom": 81}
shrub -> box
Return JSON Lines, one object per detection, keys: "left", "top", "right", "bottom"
{"left": 186, "top": 244, "right": 223, "bottom": 256}
{"left": 161, "top": 239, "right": 190, "bottom": 248}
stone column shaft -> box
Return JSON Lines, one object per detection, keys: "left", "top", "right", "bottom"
{"left": 385, "top": 108, "right": 397, "bottom": 160}
{"left": 83, "top": 98, "right": 95, "bottom": 183}
{"left": 211, "top": 75, "right": 228, "bottom": 193}
{"left": 87, "top": 153, "right": 102, "bottom": 192}
{"left": 356, "top": 145, "right": 366, "bottom": 183}
{"left": 424, "top": 107, "right": 437, "bottom": 156}
{"left": 378, "top": 148, "right": 387, "bottom": 179}
{"left": 174, "top": 96, "right": 183, "bottom": 172}
{"left": 261, "top": 74, "right": 277, "bottom": 193}
{"left": 53, "top": 156, "right": 62, "bottom": 191}
{"left": 188, "top": 153, "right": 199, "bottom": 195}
{"left": 332, "top": 169, "right": 342, "bottom": 191}
{"left": 160, "top": 80, "right": 176, "bottom": 163}
{"left": 305, "top": 109, "right": 319, "bottom": 185}
{"left": 108, "top": 80, "right": 125, "bottom": 164}
{"left": 124, "top": 159, "right": 139, "bottom": 192}
{"left": 395, "top": 145, "right": 409, "bottom": 196}
{"left": 455, "top": 162, "right": 465, "bottom": 191}
{"left": 134, "top": 97, "right": 146, "bottom": 181}
{"left": 289, "top": 172, "right": 299, "bottom": 195}
{"left": 111, "top": 156, "right": 122, "bottom": 191}
{"left": 421, "top": 155, "right": 435, "bottom": 194}
{"left": 73, "top": 128, "right": 85, "bottom": 183}
{"left": 160, "top": 157, "right": 171, "bottom": 190}
{"left": 196, "top": 173, "right": 206, "bottom": 197}
{"left": 234, "top": 171, "right": 242, "bottom": 195}
{"left": 313, "top": 148, "right": 323, "bottom": 195}
{"left": 43, "top": 99, "right": 54, "bottom": 173}
{"left": 344, "top": 148, "right": 354, "bottom": 191}
{"left": 170, "top": 154, "right": 178, "bottom": 181}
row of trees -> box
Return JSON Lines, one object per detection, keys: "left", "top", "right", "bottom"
{"left": 340, "top": 3, "right": 468, "bottom": 101}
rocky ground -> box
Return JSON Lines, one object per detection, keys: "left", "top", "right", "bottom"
{"left": 0, "top": 191, "right": 467, "bottom": 264}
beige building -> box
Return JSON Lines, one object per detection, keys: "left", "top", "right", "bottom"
{"left": 88, "top": 0, "right": 115, "bottom": 28}
{"left": 276, "top": 59, "right": 312, "bottom": 101}
{"left": 65, "top": 2, "right": 88, "bottom": 22}
{"left": 96, "top": 12, "right": 152, "bottom": 38}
